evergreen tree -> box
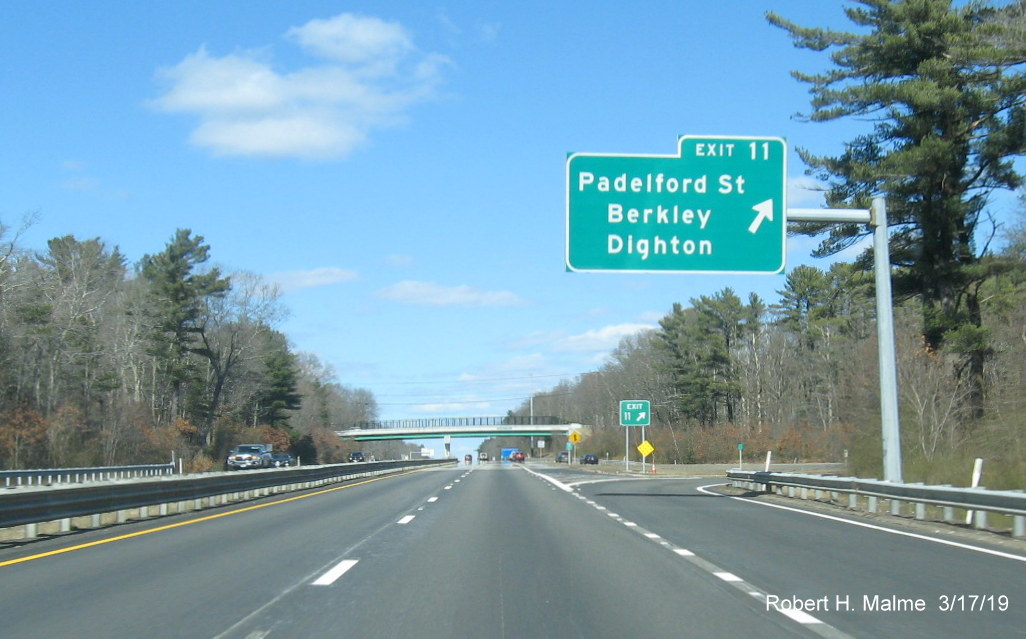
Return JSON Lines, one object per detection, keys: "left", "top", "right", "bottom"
{"left": 139, "top": 229, "right": 230, "bottom": 423}
{"left": 768, "top": 0, "right": 1026, "bottom": 416}
{"left": 250, "top": 331, "right": 302, "bottom": 428}
{"left": 655, "top": 303, "right": 722, "bottom": 425}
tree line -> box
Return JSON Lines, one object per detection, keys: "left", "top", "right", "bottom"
{"left": 0, "top": 226, "right": 393, "bottom": 470}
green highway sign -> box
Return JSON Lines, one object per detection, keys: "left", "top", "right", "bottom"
{"left": 566, "top": 135, "right": 786, "bottom": 273}
{"left": 620, "top": 400, "right": 651, "bottom": 426}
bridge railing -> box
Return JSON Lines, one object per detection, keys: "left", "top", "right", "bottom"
{"left": 341, "top": 416, "right": 564, "bottom": 430}
{"left": 727, "top": 469, "right": 1026, "bottom": 538}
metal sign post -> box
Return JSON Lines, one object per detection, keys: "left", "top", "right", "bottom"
{"left": 788, "top": 196, "right": 902, "bottom": 483}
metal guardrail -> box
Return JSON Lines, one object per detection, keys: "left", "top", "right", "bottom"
{"left": 727, "top": 469, "right": 1026, "bottom": 538}
{"left": 2, "top": 463, "right": 175, "bottom": 487}
{"left": 0, "top": 458, "right": 454, "bottom": 538}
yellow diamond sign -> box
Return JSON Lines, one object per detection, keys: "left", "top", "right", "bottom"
{"left": 568, "top": 431, "right": 583, "bottom": 444}
{"left": 637, "top": 440, "right": 655, "bottom": 457}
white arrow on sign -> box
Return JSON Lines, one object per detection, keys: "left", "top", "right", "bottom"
{"left": 748, "top": 199, "right": 774, "bottom": 234}
{"left": 638, "top": 412, "right": 647, "bottom": 420}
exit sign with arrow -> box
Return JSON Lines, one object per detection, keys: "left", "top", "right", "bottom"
{"left": 566, "top": 135, "right": 787, "bottom": 273}
{"left": 620, "top": 400, "right": 651, "bottom": 426}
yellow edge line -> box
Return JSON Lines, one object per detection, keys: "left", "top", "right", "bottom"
{"left": 0, "top": 469, "right": 420, "bottom": 568}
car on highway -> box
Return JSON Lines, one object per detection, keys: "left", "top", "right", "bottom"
{"left": 348, "top": 451, "right": 365, "bottom": 463}
{"left": 225, "top": 444, "right": 273, "bottom": 470}
{"left": 556, "top": 451, "right": 569, "bottom": 463}
{"left": 581, "top": 454, "right": 599, "bottom": 465}
{"left": 269, "top": 453, "right": 293, "bottom": 467}
{"left": 511, "top": 451, "right": 526, "bottom": 462}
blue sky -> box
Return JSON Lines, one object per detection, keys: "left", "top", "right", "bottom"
{"left": 4, "top": 1, "right": 1020, "bottom": 443}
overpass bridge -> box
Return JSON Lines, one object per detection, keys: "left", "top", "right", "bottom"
{"left": 335, "top": 416, "right": 583, "bottom": 449}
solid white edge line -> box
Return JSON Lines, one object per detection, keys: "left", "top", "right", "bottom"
{"left": 519, "top": 465, "right": 575, "bottom": 492}
{"left": 697, "top": 483, "right": 1026, "bottom": 563}
{"left": 312, "top": 559, "right": 359, "bottom": 586}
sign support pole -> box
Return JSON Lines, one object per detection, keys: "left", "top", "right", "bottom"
{"left": 871, "top": 197, "right": 903, "bottom": 484}
{"left": 788, "top": 196, "right": 903, "bottom": 483}
{"left": 624, "top": 427, "right": 629, "bottom": 472}
{"left": 641, "top": 424, "right": 646, "bottom": 474}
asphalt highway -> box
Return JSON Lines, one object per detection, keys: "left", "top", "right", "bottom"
{"left": 0, "top": 462, "right": 1022, "bottom": 638}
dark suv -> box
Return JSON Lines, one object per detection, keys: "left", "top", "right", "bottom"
{"left": 348, "top": 451, "right": 365, "bottom": 463}
{"left": 581, "top": 454, "right": 599, "bottom": 465}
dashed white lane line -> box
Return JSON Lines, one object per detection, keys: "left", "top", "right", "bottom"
{"left": 427, "top": 497, "right": 439, "bottom": 503}
{"left": 397, "top": 515, "right": 416, "bottom": 524}
{"left": 780, "top": 607, "right": 824, "bottom": 625}
{"left": 516, "top": 465, "right": 849, "bottom": 637}
{"left": 312, "top": 559, "right": 359, "bottom": 586}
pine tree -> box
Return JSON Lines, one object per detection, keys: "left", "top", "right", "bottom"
{"left": 250, "top": 331, "right": 302, "bottom": 429}
{"left": 768, "top": 0, "right": 1026, "bottom": 416}
{"left": 139, "top": 229, "right": 230, "bottom": 423}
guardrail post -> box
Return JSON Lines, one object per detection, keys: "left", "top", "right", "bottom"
{"left": 1014, "top": 516, "right": 1025, "bottom": 538}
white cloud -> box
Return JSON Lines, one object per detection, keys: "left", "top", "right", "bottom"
{"left": 62, "top": 176, "right": 101, "bottom": 191}
{"left": 458, "top": 355, "right": 549, "bottom": 382}
{"left": 412, "top": 400, "right": 494, "bottom": 414}
{"left": 286, "top": 14, "right": 413, "bottom": 67}
{"left": 386, "top": 254, "right": 414, "bottom": 267}
{"left": 553, "top": 323, "right": 655, "bottom": 353}
{"left": 787, "top": 176, "right": 828, "bottom": 209}
{"left": 150, "top": 13, "right": 450, "bottom": 160}
{"left": 377, "top": 280, "right": 527, "bottom": 307}
{"left": 636, "top": 310, "right": 665, "bottom": 323}
{"left": 60, "top": 160, "right": 100, "bottom": 191}
{"left": 268, "top": 267, "right": 359, "bottom": 293}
